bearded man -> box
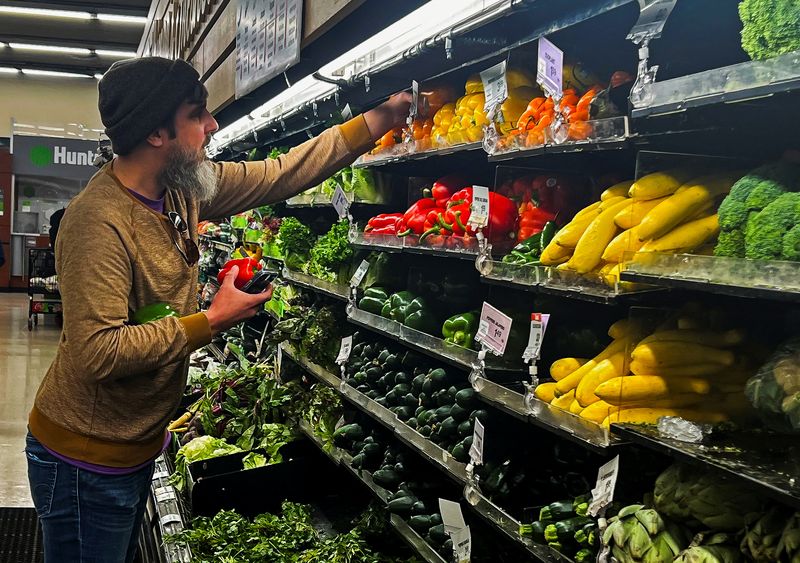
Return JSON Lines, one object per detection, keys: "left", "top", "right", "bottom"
{"left": 24, "top": 57, "right": 410, "bottom": 563}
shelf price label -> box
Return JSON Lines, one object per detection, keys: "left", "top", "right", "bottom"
{"left": 468, "top": 186, "right": 490, "bottom": 230}
{"left": 523, "top": 313, "right": 550, "bottom": 361}
{"left": 349, "top": 259, "right": 370, "bottom": 288}
{"left": 409, "top": 80, "right": 419, "bottom": 121}
{"left": 341, "top": 103, "right": 353, "bottom": 121}
{"left": 589, "top": 455, "right": 620, "bottom": 516}
{"left": 480, "top": 60, "right": 507, "bottom": 121}
{"left": 536, "top": 37, "right": 563, "bottom": 98}
{"left": 628, "top": 0, "right": 677, "bottom": 41}
{"left": 332, "top": 184, "right": 349, "bottom": 220}
{"left": 451, "top": 526, "right": 472, "bottom": 562}
{"left": 468, "top": 418, "right": 485, "bottom": 466}
{"left": 475, "top": 302, "right": 513, "bottom": 356}
{"left": 439, "top": 499, "right": 471, "bottom": 562}
{"left": 336, "top": 335, "right": 353, "bottom": 365}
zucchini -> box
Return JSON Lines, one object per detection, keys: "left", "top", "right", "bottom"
{"left": 408, "top": 515, "right": 431, "bottom": 532}
{"left": 469, "top": 409, "right": 488, "bottom": 423}
{"left": 429, "top": 513, "right": 442, "bottom": 527}
{"left": 356, "top": 384, "right": 370, "bottom": 393}
{"left": 375, "top": 397, "right": 388, "bottom": 407}
{"left": 387, "top": 496, "right": 416, "bottom": 515}
{"left": 455, "top": 388, "right": 476, "bottom": 407}
{"left": 449, "top": 403, "right": 469, "bottom": 422}
{"left": 545, "top": 516, "right": 592, "bottom": 543}
{"left": 361, "top": 443, "right": 381, "bottom": 457}
{"left": 406, "top": 418, "right": 418, "bottom": 430}
{"left": 333, "top": 424, "right": 364, "bottom": 442}
{"left": 352, "top": 342, "right": 365, "bottom": 357}
{"left": 389, "top": 489, "right": 408, "bottom": 502}
{"left": 393, "top": 406, "right": 414, "bottom": 420}
{"left": 394, "top": 371, "right": 411, "bottom": 384}
{"left": 436, "top": 389, "right": 452, "bottom": 407}
{"left": 372, "top": 469, "right": 401, "bottom": 488}
{"left": 428, "top": 368, "right": 448, "bottom": 387}
{"left": 402, "top": 393, "right": 419, "bottom": 408}
{"left": 350, "top": 454, "right": 365, "bottom": 469}
{"left": 428, "top": 524, "right": 448, "bottom": 544}
{"left": 385, "top": 354, "right": 401, "bottom": 369}
{"left": 451, "top": 443, "right": 468, "bottom": 463}
{"left": 412, "top": 374, "right": 426, "bottom": 394}
{"left": 392, "top": 383, "right": 411, "bottom": 396}
{"left": 539, "top": 500, "right": 575, "bottom": 522}
{"left": 384, "top": 390, "right": 400, "bottom": 406}
{"left": 378, "top": 350, "right": 391, "bottom": 363}
{"left": 364, "top": 390, "right": 380, "bottom": 400}
{"left": 415, "top": 405, "right": 425, "bottom": 417}
{"left": 411, "top": 500, "right": 429, "bottom": 515}
{"left": 438, "top": 417, "right": 458, "bottom": 438}
{"left": 435, "top": 405, "right": 452, "bottom": 420}
{"left": 461, "top": 436, "right": 473, "bottom": 449}
{"left": 419, "top": 425, "right": 432, "bottom": 437}
{"left": 530, "top": 520, "right": 547, "bottom": 543}
{"left": 457, "top": 420, "right": 473, "bottom": 437}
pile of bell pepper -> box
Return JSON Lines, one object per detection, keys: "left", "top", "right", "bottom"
{"left": 364, "top": 213, "right": 404, "bottom": 236}
{"left": 442, "top": 311, "right": 479, "bottom": 350}
{"left": 357, "top": 287, "right": 438, "bottom": 334}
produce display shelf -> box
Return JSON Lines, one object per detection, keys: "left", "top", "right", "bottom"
{"left": 620, "top": 253, "right": 800, "bottom": 303}
{"left": 611, "top": 424, "right": 800, "bottom": 511}
{"left": 296, "top": 419, "right": 448, "bottom": 563}
{"left": 198, "top": 234, "right": 235, "bottom": 252}
{"left": 488, "top": 117, "right": 631, "bottom": 163}
{"left": 631, "top": 49, "right": 800, "bottom": 118}
{"left": 280, "top": 342, "right": 342, "bottom": 389}
{"left": 350, "top": 231, "right": 404, "bottom": 253}
{"left": 285, "top": 194, "right": 387, "bottom": 208}
{"left": 353, "top": 142, "right": 484, "bottom": 169}
{"left": 465, "top": 486, "right": 573, "bottom": 563}
{"left": 472, "top": 376, "right": 623, "bottom": 453}
{"left": 281, "top": 267, "right": 350, "bottom": 301}
{"left": 206, "top": 342, "right": 227, "bottom": 363}
{"left": 281, "top": 341, "right": 471, "bottom": 486}
{"left": 347, "top": 306, "right": 522, "bottom": 372}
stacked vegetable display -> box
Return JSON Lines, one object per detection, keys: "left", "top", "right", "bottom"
{"left": 538, "top": 168, "right": 743, "bottom": 288}
{"left": 522, "top": 496, "right": 600, "bottom": 561}
{"left": 536, "top": 307, "right": 755, "bottom": 427}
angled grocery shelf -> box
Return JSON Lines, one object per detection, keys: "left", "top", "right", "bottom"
{"left": 390, "top": 515, "right": 449, "bottom": 563}
{"left": 353, "top": 142, "right": 484, "bottom": 169}
{"left": 281, "top": 267, "right": 350, "bottom": 301}
{"left": 347, "top": 306, "right": 522, "bottom": 372}
{"left": 280, "top": 342, "right": 342, "bottom": 389}
{"left": 611, "top": 424, "right": 800, "bottom": 511}
{"left": 198, "top": 234, "right": 235, "bottom": 253}
{"left": 620, "top": 253, "right": 800, "bottom": 302}
{"left": 632, "top": 49, "right": 800, "bottom": 119}
{"left": 296, "top": 418, "right": 352, "bottom": 467}
{"left": 465, "top": 486, "right": 573, "bottom": 563}
{"left": 471, "top": 375, "right": 624, "bottom": 453}
{"left": 488, "top": 117, "right": 632, "bottom": 163}
{"left": 350, "top": 230, "right": 404, "bottom": 253}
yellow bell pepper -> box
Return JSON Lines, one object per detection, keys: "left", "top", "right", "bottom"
{"left": 465, "top": 74, "right": 483, "bottom": 94}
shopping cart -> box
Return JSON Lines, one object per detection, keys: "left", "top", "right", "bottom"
{"left": 27, "top": 247, "right": 61, "bottom": 331}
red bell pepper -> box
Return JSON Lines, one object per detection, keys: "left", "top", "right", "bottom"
{"left": 217, "top": 257, "right": 262, "bottom": 289}
{"left": 365, "top": 213, "right": 403, "bottom": 234}
{"left": 424, "top": 174, "right": 468, "bottom": 208}
{"left": 438, "top": 188, "right": 519, "bottom": 242}
{"left": 517, "top": 198, "right": 557, "bottom": 242}
{"left": 398, "top": 198, "right": 437, "bottom": 236}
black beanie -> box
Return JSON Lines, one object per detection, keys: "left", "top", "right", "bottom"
{"left": 99, "top": 57, "right": 201, "bottom": 155}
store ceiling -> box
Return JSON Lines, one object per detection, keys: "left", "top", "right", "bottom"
{"left": 0, "top": 0, "right": 151, "bottom": 77}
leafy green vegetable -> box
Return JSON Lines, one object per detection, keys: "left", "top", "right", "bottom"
{"left": 745, "top": 192, "right": 800, "bottom": 260}
{"left": 278, "top": 217, "right": 315, "bottom": 271}
{"left": 171, "top": 436, "right": 242, "bottom": 491}
{"left": 242, "top": 452, "right": 268, "bottom": 469}
{"left": 305, "top": 220, "right": 353, "bottom": 283}
{"left": 300, "top": 305, "right": 348, "bottom": 369}
{"left": 739, "top": 0, "right": 800, "bottom": 61}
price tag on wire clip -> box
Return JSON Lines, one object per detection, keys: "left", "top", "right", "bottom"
{"left": 451, "top": 526, "right": 472, "bottom": 562}
{"left": 332, "top": 184, "right": 349, "bottom": 220}
{"left": 480, "top": 60, "right": 507, "bottom": 121}
{"left": 589, "top": 455, "right": 620, "bottom": 516}
{"left": 336, "top": 335, "right": 353, "bottom": 365}
{"left": 522, "top": 313, "right": 550, "bottom": 362}
{"left": 349, "top": 259, "right": 370, "bottom": 288}
{"left": 536, "top": 36, "right": 563, "bottom": 99}
{"left": 409, "top": 80, "right": 419, "bottom": 121}
{"left": 468, "top": 185, "right": 490, "bottom": 230}
{"left": 468, "top": 418, "right": 485, "bottom": 466}
{"left": 475, "top": 302, "right": 512, "bottom": 356}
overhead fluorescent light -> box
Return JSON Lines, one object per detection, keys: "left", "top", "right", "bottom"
{"left": 9, "top": 42, "right": 92, "bottom": 55}
{"left": 0, "top": 6, "right": 92, "bottom": 19}
{"left": 96, "top": 14, "right": 147, "bottom": 24}
{"left": 21, "top": 69, "right": 92, "bottom": 78}
{"left": 95, "top": 49, "right": 137, "bottom": 58}
{"left": 0, "top": 66, "right": 19, "bottom": 74}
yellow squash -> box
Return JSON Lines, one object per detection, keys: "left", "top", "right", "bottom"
{"left": 579, "top": 401, "right": 619, "bottom": 424}
{"left": 549, "top": 358, "right": 589, "bottom": 381}
{"left": 629, "top": 360, "right": 726, "bottom": 378}
{"left": 551, "top": 389, "right": 576, "bottom": 410}
{"left": 627, "top": 169, "right": 699, "bottom": 200}
{"left": 572, "top": 201, "right": 602, "bottom": 221}
{"left": 595, "top": 375, "right": 712, "bottom": 405}
{"left": 639, "top": 328, "right": 745, "bottom": 348}
{"left": 602, "top": 408, "right": 729, "bottom": 428}
{"left": 601, "top": 180, "right": 634, "bottom": 201}
{"left": 555, "top": 337, "right": 632, "bottom": 396}
{"left": 614, "top": 197, "right": 667, "bottom": 230}
{"left": 569, "top": 400, "right": 585, "bottom": 415}
{"left": 602, "top": 225, "right": 646, "bottom": 263}
{"left": 631, "top": 341, "right": 735, "bottom": 368}
{"left": 534, "top": 381, "right": 558, "bottom": 403}
{"left": 575, "top": 354, "right": 627, "bottom": 407}
{"left": 539, "top": 241, "right": 572, "bottom": 266}
{"left": 552, "top": 212, "right": 601, "bottom": 249}
{"left": 569, "top": 198, "right": 632, "bottom": 274}
{"left": 639, "top": 214, "right": 720, "bottom": 254}
{"left": 607, "top": 318, "right": 641, "bottom": 340}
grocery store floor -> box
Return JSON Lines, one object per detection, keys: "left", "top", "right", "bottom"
{"left": 0, "top": 293, "right": 60, "bottom": 508}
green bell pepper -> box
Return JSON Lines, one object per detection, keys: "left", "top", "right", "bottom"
{"left": 403, "top": 296, "right": 437, "bottom": 334}
{"left": 358, "top": 287, "right": 389, "bottom": 315}
{"left": 442, "top": 311, "right": 478, "bottom": 349}
{"left": 131, "top": 303, "right": 179, "bottom": 325}
{"left": 381, "top": 291, "right": 416, "bottom": 322}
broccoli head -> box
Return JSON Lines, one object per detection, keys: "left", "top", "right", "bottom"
{"left": 745, "top": 179, "right": 789, "bottom": 211}
{"left": 782, "top": 224, "right": 800, "bottom": 261}
{"left": 744, "top": 192, "right": 800, "bottom": 260}
{"left": 714, "top": 229, "right": 746, "bottom": 258}
{"left": 718, "top": 196, "right": 750, "bottom": 232}
{"left": 739, "top": 0, "right": 800, "bottom": 61}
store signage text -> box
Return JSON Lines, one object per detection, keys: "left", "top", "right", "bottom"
{"left": 12, "top": 135, "right": 98, "bottom": 180}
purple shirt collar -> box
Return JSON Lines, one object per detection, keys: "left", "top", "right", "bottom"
{"left": 128, "top": 188, "right": 165, "bottom": 214}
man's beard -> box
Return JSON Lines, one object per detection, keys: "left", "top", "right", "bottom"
{"left": 157, "top": 144, "right": 219, "bottom": 202}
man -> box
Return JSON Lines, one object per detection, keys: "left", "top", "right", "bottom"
{"left": 25, "top": 56, "right": 410, "bottom": 562}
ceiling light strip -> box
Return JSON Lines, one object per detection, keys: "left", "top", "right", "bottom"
{"left": 21, "top": 69, "right": 92, "bottom": 78}
{"left": 0, "top": 6, "right": 146, "bottom": 24}
{"left": 8, "top": 42, "right": 92, "bottom": 55}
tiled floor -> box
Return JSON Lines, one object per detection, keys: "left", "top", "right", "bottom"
{"left": 0, "top": 293, "right": 60, "bottom": 508}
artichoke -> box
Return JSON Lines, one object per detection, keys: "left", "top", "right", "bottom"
{"left": 602, "top": 504, "right": 689, "bottom": 562}
{"left": 675, "top": 532, "right": 742, "bottom": 563}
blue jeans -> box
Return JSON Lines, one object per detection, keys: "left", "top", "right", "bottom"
{"left": 25, "top": 432, "right": 154, "bottom": 563}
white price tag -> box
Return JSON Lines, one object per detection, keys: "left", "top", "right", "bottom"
{"left": 152, "top": 470, "right": 170, "bottom": 480}
{"left": 468, "top": 186, "right": 490, "bottom": 229}
{"left": 438, "top": 498, "right": 467, "bottom": 533}
{"left": 341, "top": 103, "right": 353, "bottom": 121}
{"left": 589, "top": 455, "right": 620, "bottom": 516}
{"left": 155, "top": 486, "right": 176, "bottom": 503}
{"left": 480, "top": 60, "right": 507, "bottom": 120}
{"left": 475, "top": 302, "right": 513, "bottom": 356}
{"left": 536, "top": 37, "right": 564, "bottom": 98}
{"left": 451, "top": 526, "right": 472, "bottom": 563}
{"left": 349, "top": 259, "right": 370, "bottom": 288}
{"left": 628, "top": 0, "right": 678, "bottom": 40}
{"left": 276, "top": 344, "right": 283, "bottom": 376}
{"left": 409, "top": 80, "right": 419, "bottom": 120}
{"left": 336, "top": 336, "right": 353, "bottom": 365}
{"left": 332, "top": 184, "right": 349, "bottom": 220}
{"left": 523, "top": 313, "right": 550, "bottom": 361}
{"left": 160, "top": 514, "right": 182, "bottom": 527}
{"left": 468, "top": 419, "right": 485, "bottom": 466}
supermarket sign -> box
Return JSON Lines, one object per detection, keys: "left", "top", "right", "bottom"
{"left": 12, "top": 135, "right": 98, "bottom": 180}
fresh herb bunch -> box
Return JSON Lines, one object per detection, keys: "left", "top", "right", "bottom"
{"left": 306, "top": 220, "right": 353, "bottom": 283}
{"left": 278, "top": 217, "right": 316, "bottom": 271}
{"left": 302, "top": 384, "right": 343, "bottom": 451}
{"left": 300, "top": 305, "right": 348, "bottom": 369}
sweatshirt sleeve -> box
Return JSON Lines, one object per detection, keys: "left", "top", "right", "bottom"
{"left": 57, "top": 213, "right": 210, "bottom": 383}
{"left": 200, "top": 115, "right": 373, "bottom": 221}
